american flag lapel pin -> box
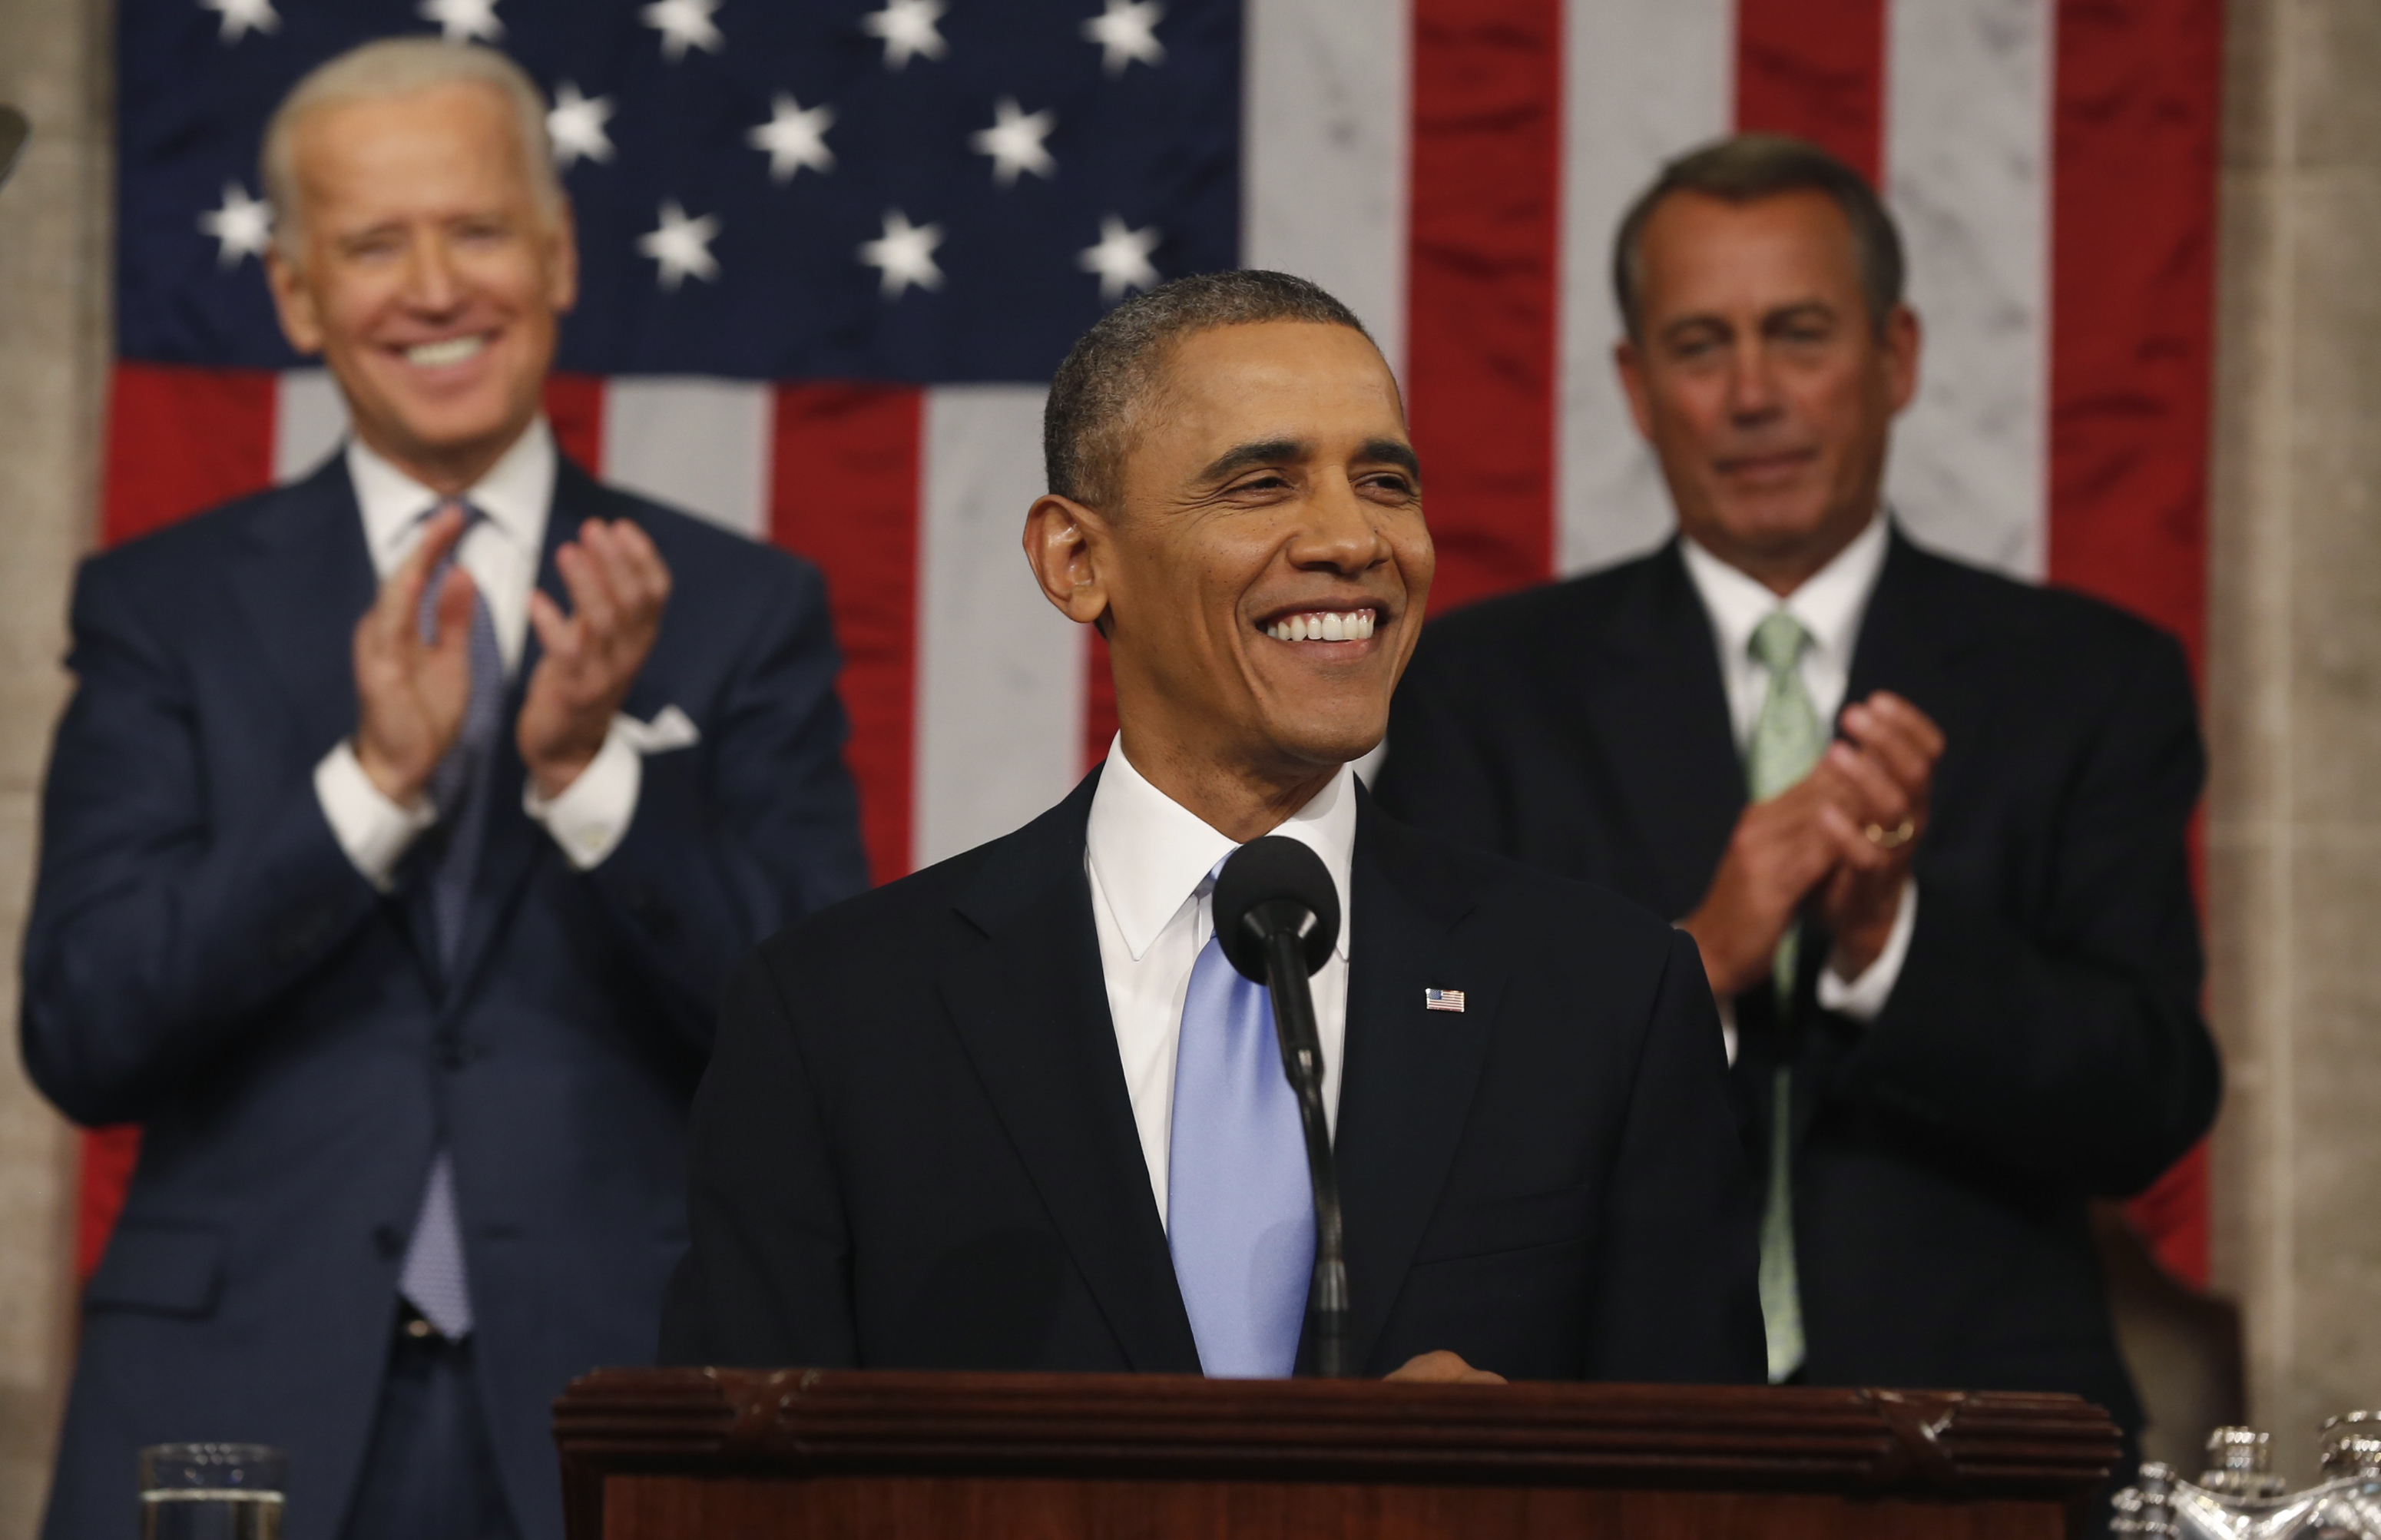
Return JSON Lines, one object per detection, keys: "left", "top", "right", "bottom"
{"left": 1424, "top": 987, "right": 1466, "bottom": 1014}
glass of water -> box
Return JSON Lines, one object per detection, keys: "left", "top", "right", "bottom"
{"left": 138, "top": 1444, "right": 285, "bottom": 1540}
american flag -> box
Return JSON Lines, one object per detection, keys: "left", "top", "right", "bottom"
{"left": 93, "top": 0, "right": 2219, "bottom": 1280}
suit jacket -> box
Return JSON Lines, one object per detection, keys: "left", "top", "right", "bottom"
{"left": 659, "top": 769, "right": 1764, "bottom": 1385}
{"left": 23, "top": 454, "right": 869, "bottom": 1540}
{"left": 1373, "top": 528, "right": 2221, "bottom": 1432}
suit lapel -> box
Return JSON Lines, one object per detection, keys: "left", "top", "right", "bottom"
{"left": 1787, "top": 527, "right": 1982, "bottom": 1139}
{"left": 1843, "top": 526, "right": 1983, "bottom": 808}
{"left": 225, "top": 458, "right": 379, "bottom": 763}
{"left": 1572, "top": 543, "right": 1744, "bottom": 918}
{"left": 939, "top": 773, "right": 1203, "bottom": 1373}
{"left": 1330, "top": 800, "right": 1502, "bottom": 1374}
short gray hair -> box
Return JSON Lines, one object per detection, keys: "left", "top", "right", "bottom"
{"left": 1611, "top": 133, "right": 1905, "bottom": 342}
{"left": 263, "top": 38, "right": 560, "bottom": 262}
{"left": 1043, "top": 270, "right": 1376, "bottom": 512}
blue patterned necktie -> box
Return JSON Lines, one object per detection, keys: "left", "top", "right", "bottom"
{"left": 398, "top": 498, "right": 500, "bottom": 1341}
{"left": 1166, "top": 858, "right": 1315, "bottom": 1378}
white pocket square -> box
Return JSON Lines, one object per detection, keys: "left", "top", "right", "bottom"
{"left": 615, "top": 705, "right": 701, "bottom": 754}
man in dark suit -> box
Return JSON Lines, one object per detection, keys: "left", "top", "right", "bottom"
{"left": 1376, "top": 135, "right": 2220, "bottom": 1446}
{"left": 661, "top": 270, "right": 1763, "bottom": 1386}
{"left": 23, "top": 41, "right": 866, "bottom": 1540}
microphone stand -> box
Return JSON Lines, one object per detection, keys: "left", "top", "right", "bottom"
{"left": 1260, "top": 926, "right": 1349, "bottom": 1378}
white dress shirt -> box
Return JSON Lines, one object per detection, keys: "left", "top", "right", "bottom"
{"left": 1677, "top": 512, "right": 1917, "bottom": 1032}
{"left": 1085, "top": 737, "right": 1355, "bottom": 1229}
{"left": 312, "top": 420, "right": 647, "bottom": 886}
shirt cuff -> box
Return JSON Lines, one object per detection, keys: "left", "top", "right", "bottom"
{"left": 524, "top": 717, "right": 643, "bottom": 871}
{"left": 315, "top": 740, "right": 438, "bottom": 892}
{"left": 1816, "top": 879, "right": 1918, "bottom": 1024}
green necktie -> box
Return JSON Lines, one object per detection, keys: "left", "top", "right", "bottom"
{"left": 1745, "top": 610, "right": 1823, "bottom": 1383}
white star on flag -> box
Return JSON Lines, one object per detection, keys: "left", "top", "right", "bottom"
{"left": 749, "top": 94, "right": 836, "bottom": 182}
{"left": 199, "top": 0, "right": 279, "bottom": 43}
{"left": 637, "top": 200, "right": 721, "bottom": 291}
{"left": 1083, "top": 0, "right": 1164, "bottom": 75}
{"left": 419, "top": 0, "right": 502, "bottom": 42}
{"left": 969, "top": 98, "right": 1056, "bottom": 188}
{"left": 547, "top": 84, "right": 616, "bottom": 170}
{"left": 641, "top": 0, "right": 724, "bottom": 61}
{"left": 861, "top": 0, "right": 948, "bottom": 71}
{"left": 1079, "top": 215, "right": 1160, "bottom": 301}
{"left": 198, "top": 182, "right": 273, "bottom": 267}
{"left": 859, "top": 210, "right": 945, "bottom": 299}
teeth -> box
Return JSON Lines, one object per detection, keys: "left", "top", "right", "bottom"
{"left": 1266, "top": 611, "right": 1377, "bottom": 643}
{"left": 405, "top": 336, "right": 487, "bottom": 368}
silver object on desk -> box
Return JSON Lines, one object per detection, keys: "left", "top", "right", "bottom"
{"left": 2113, "top": 1417, "right": 2381, "bottom": 1538}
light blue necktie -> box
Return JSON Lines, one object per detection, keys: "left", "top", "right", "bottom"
{"left": 1166, "top": 860, "right": 1314, "bottom": 1377}
{"left": 397, "top": 499, "right": 500, "bottom": 1341}
{"left": 1746, "top": 610, "right": 1824, "bottom": 1384}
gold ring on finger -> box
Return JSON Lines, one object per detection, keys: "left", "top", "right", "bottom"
{"left": 1865, "top": 820, "right": 1915, "bottom": 849}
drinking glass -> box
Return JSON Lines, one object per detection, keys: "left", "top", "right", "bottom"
{"left": 138, "top": 1443, "right": 285, "bottom": 1540}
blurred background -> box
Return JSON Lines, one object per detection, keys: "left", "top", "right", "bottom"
{"left": 0, "top": 0, "right": 2371, "bottom": 1530}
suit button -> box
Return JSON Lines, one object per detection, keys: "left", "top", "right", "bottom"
{"left": 373, "top": 1225, "right": 403, "bottom": 1258}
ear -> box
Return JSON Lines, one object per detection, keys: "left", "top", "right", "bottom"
{"left": 1022, "top": 493, "right": 1114, "bottom": 628}
{"left": 1882, "top": 302, "right": 1920, "bottom": 416}
{"left": 1612, "top": 336, "right": 1657, "bottom": 443}
{"left": 265, "top": 245, "right": 326, "bottom": 358}
{"left": 546, "top": 197, "right": 580, "bottom": 316}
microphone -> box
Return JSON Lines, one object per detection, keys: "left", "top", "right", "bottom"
{"left": 1212, "top": 836, "right": 1350, "bottom": 1378}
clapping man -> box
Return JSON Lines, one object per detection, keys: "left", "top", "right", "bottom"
{"left": 1377, "top": 137, "right": 2219, "bottom": 1451}
{"left": 26, "top": 41, "right": 866, "bottom": 1540}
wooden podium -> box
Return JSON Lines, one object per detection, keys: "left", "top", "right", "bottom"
{"left": 553, "top": 1368, "right": 2121, "bottom": 1538}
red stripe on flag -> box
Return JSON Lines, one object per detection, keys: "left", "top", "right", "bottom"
{"left": 1406, "top": 0, "right": 1562, "bottom": 616}
{"left": 103, "top": 362, "right": 277, "bottom": 547}
{"left": 1733, "top": 0, "right": 1889, "bottom": 182}
{"left": 2048, "top": 0, "right": 2220, "bottom": 671}
{"left": 78, "top": 1132, "right": 141, "bottom": 1282}
{"left": 543, "top": 372, "right": 606, "bottom": 474}
{"left": 770, "top": 384, "right": 922, "bottom": 885}
{"left": 2049, "top": 0, "right": 2223, "bottom": 1286}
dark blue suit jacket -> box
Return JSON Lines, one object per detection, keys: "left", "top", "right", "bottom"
{"left": 24, "top": 452, "right": 869, "bottom": 1540}
{"left": 660, "top": 770, "right": 1766, "bottom": 1386}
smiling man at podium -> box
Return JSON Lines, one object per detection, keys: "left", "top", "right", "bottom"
{"left": 661, "top": 272, "right": 1763, "bottom": 1384}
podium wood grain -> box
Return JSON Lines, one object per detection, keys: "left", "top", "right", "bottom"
{"left": 553, "top": 1368, "right": 2122, "bottom": 1538}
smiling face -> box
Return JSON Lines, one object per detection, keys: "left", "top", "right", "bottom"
{"left": 1025, "top": 320, "right": 1432, "bottom": 828}
{"left": 1616, "top": 187, "right": 1917, "bottom": 593}
{"left": 266, "top": 80, "right": 575, "bottom": 493}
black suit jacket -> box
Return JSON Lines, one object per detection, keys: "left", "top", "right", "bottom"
{"left": 1373, "top": 529, "right": 2220, "bottom": 1431}
{"left": 25, "top": 455, "right": 869, "bottom": 1540}
{"left": 661, "top": 770, "right": 1763, "bottom": 1383}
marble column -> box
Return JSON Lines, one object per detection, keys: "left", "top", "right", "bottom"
{"left": 2207, "top": 0, "right": 2381, "bottom": 1491}
{"left": 0, "top": 0, "right": 108, "bottom": 1534}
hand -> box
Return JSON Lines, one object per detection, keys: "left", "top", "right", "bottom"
{"left": 353, "top": 506, "right": 476, "bottom": 806}
{"left": 1812, "top": 693, "right": 1943, "bottom": 979}
{"left": 1386, "top": 1350, "right": 1507, "bottom": 1384}
{"left": 517, "top": 518, "right": 671, "bottom": 800}
{"left": 1680, "top": 772, "right": 1852, "bottom": 999}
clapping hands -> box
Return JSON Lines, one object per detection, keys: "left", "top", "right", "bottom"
{"left": 1681, "top": 691, "right": 1943, "bottom": 1000}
